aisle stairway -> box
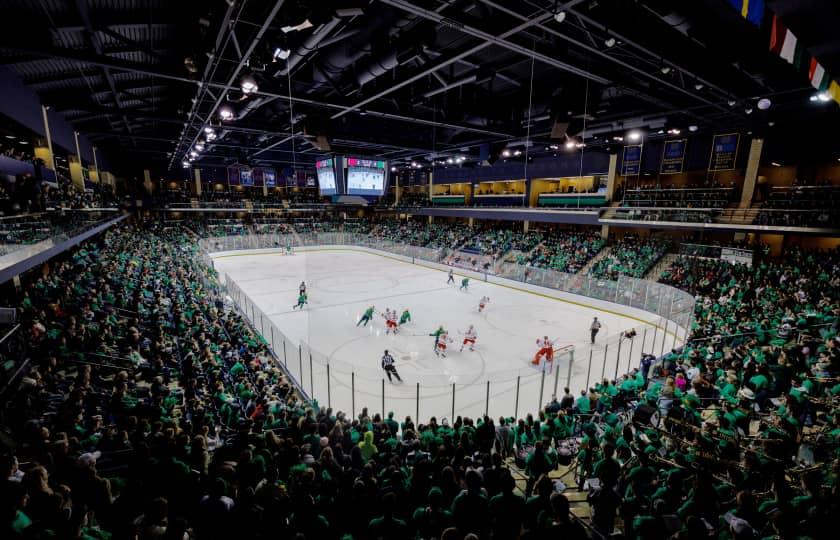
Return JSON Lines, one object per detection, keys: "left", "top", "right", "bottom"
{"left": 644, "top": 253, "right": 680, "bottom": 281}
{"left": 579, "top": 245, "right": 612, "bottom": 275}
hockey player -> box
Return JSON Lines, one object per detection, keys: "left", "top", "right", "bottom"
{"left": 381, "top": 350, "right": 402, "bottom": 382}
{"left": 357, "top": 305, "right": 375, "bottom": 326}
{"left": 430, "top": 326, "right": 446, "bottom": 352}
{"left": 460, "top": 277, "right": 470, "bottom": 291}
{"left": 460, "top": 325, "right": 477, "bottom": 352}
{"left": 299, "top": 281, "right": 306, "bottom": 296}
{"left": 532, "top": 336, "right": 556, "bottom": 365}
{"left": 383, "top": 309, "right": 398, "bottom": 334}
{"left": 292, "top": 292, "right": 307, "bottom": 310}
{"left": 399, "top": 308, "right": 412, "bottom": 326}
{"left": 435, "top": 330, "right": 453, "bottom": 357}
{"left": 478, "top": 296, "right": 490, "bottom": 313}
{"left": 447, "top": 268, "right": 455, "bottom": 284}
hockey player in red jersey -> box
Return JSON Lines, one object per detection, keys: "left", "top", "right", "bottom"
{"left": 532, "top": 336, "right": 556, "bottom": 365}
{"left": 460, "top": 325, "right": 477, "bottom": 352}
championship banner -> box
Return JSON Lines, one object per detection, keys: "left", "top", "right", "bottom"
{"left": 660, "top": 139, "right": 687, "bottom": 174}
{"left": 709, "top": 133, "right": 740, "bottom": 171}
{"left": 621, "top": 145, "right": 642, "bottom": 175}
{"left": 226, "top": 167, "right": 240, "bottom": 186}
{"left": 240, "top": 168, "right": 253, "bottom": 186}
{"left": 263, "top": 169, "right": 277, "bottom": 187}
{"left": 251, "top": 168, "right": 264, "bottom": 187}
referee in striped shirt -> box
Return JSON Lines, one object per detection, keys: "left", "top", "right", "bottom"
{"left": 381, "top": 350, "right": 402, "bottom": 382}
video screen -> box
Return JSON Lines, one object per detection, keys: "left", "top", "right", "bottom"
{"left": 346, "top": 157, "right": 387, "bottom": 196}
{"left": 315, "top": 158, "right": 337, "bottom": 195}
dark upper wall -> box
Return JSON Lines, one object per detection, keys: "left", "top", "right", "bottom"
{"left": 0, "top": 66, "right": 107, "bottom": 169}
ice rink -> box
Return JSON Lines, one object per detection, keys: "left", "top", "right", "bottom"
{"left": 213, "top": 248, "right": 677, "bottom": 422}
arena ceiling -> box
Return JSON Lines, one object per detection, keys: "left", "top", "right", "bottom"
{"left": 0, "top": 0, "right": 838, "bottom": 175}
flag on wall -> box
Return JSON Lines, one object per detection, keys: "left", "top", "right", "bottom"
{"left": 769, "top": 15, "right": 803, "bottom": 67}
{"left": 727, "top": 0, "right": 765, "bottom": 27}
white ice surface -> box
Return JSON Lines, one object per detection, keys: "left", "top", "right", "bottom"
{"left": 213, "top": 249, "right": 675, "bottom": 423}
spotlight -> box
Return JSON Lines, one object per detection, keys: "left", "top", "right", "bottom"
{"left": 206, "top": 132, "right": 217, "bottom": 141}
{"left": 240, "top": 75, "right": 258, "bottom": 94}
{"left": 513, "top": 150, "right": 522, "bottom": 156}
{"left": 182, "top": 161, "right": 190, "bottom": 168}
{"left": 657, "top": 129, "right": 665, "bottom": 134}
{"left": 667, "top": 128, "right": 681, "bottom": 135}
{"left": 810, "top": 95, "right": 819, "bottom": 102}
{"left": 771, "top": 162, "right": 781, "bottom": 167}
{"left": 688, "top": 125, "right": 698, "bottom": 132}
{"left": 273, "top": 48, "right": 291, "bottom": 61}
{"left": 390, "top": 166, "right": 397, "bottom": 172}
{"left": 219, "top": 106, "right": 234, "bottom": 121}
{"left": 456, "top": 156, "right": 465, "bottom": 163}
{"left": 195, "top": 143, "right": 204, "bottom": 152}
{"left": 204, "top": 126, "right": 214, "bottom": 134}
{"left": 446, "top": 158, "right": 453, "bottom": 164}
{"left": 660, "top": 66, "right": 671, "bottom": 74}
{"left": 817, "top": 92, "right": 831, "bottom": 102}
{"left": 768, "top": 121, "right": 775, "bottom": 127}
{"left": 627, "top": 130, "right": 642, "bottom": 141}
{"left": 757, "top": 98, "right": 771, "bottom": 110}
{"left": 744, "top": 107, "right": 753, "bottom": 114}
{"left": 554, "top": 11, "right": 566, "bottom": 23}
{"left": 501, "top": 149, "right": 511, "bottom": 157}
{"left": 728, "top": 100, "right": 737, "bottom": 107}
{"left": 189, "top": 151, "right": 198, "bottom": 158}
{"left": 612, "top": 136, "right": 624, "bottom": 142}
{"left": 549, "top": 144, "right": 558, "bottom": 150}
{"left": 565, "top": 140, "right": 576, "bottom": 149}
{"left": 575, "top": 142, "right": 586, "bottom": 149}
{"left": 604, "top": 37, "right": 616, "bottom": 48}
{"left": 694, "top": 83, "right": 704, "bottom": 91}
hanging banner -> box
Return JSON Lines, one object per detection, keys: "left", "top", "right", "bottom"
{"left": 226, "top": 167, "right": 240, "bottom": 186}
{"left": 660, "top": 139, "right": 687, "bottom": 174}
{"left": 264, "top": 169, "right": 277, "bottom": 187}
{"left": 251, "top": 168, "right": 265, "bottom": 187}
{"left": 621, "top": 145, "right": 642, "bottom": 175}
{"left": 709, "top": 133, "right": 740, "bottom": 171}
{"left": 240, "top": 168, "right": 253, "bottom": 186}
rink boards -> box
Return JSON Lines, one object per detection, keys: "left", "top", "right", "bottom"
{"left": 212, "top": 246, "right": 681, "bottom": 422}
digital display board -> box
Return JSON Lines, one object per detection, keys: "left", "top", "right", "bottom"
{"left": 346, "top": 157, "right": 387, "bottom": 196}
{"left": 316, "top": 158, "right": 337, "bottom": 195}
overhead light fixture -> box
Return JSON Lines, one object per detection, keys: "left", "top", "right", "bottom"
{"left": 219, "top": 106, "right": 234, "bottom": 121}
{"left": 182, "top": 161, "right": 190, "bottom": 168}
{"left": 554, "top": 11, "right": 566, "bottom": 23}
{"left": 627, "top": 130, "right": 642, "bottom": 141}
{"left": 757, "top": 98, "right": 771, "bottom": 110}
{"left": 514, "top": 150, "right": 522, "bottom": 156}
{"left": 657, "top": 129, "right": 665, "bottom": 134}
{"left": 565, "top": 140, "right": 576, "bottom": 149}
{"left": 240, "top": 75, "right": 258, "bottom": 94}
{"left": 744, "top": 107, "right": 753, "bottom": 114}
{"left": 4, "top": 135, "right": 15, "bottom": 139}
{"left": 456, "top": 156, "right": 465, "bottom": 163}
{"left": 390, "top": 166, "right": 397, "bottom": 172}
{"left": 17, "top": 140, "right": 28, "bottom": 144}
{"left": 575, "top": 142, "right": 586, "bottom": 149}
{"left": 189, "top": 151, "right": 198, "bottom": 158}
{"left": 771, "top": 162, "right": 781, "bottom": 167}
{"left": 281, "top": 19, "right": 314, "bottom": 33}
{"left": 206, "top": 132, "right": 217, "bottom": 141}
{"left": 768, "top": 121, "right": 775, "bottom": 127}
{"left": 660, "top": 66, "right": 671, "bottom": 74}
{"left": 549, "top": 144, "right": 559, "bottom": 150}
{"left": 667, "top": 128, "right": 681, "bottom": 135}
{"left": 604, "top": 37, "right": 616, "bottom": 48}
{"left": 502, "top": 149, "right": 511, "bottom": 157}
{"left": 694, "top": 83, "right": 704, "bottom": 91}
{"left": 612, "top": 135, "right": 624, "bottom": 142}
{"left": 446, "top": 158, "right": 454, "bottom": 164}
{"left": 728, "top": 100, "right": 737, "bottom": 107}
{"left": 688, "top": 125, "right": 698, "bottom": 132}
{"left": 204, "top": 126, "right": 215, "bottom": 135}
{"left": 195, "top": 143, "right": 205, "bottom": 152}
{"left": 273, "top": 47, "right": 291, "bottom": 61}
{"left": 817, "top": 91, "right": 831, "bottom": 102}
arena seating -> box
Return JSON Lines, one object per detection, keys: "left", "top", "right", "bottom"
{"left": 0, "top": 217, "right": 836, "bottom": 540}
{"left": 523, "top": 231, "right": 606, "bottom": 274}
{"left": 589, "top": 236, "right": 669, "bottom": 279}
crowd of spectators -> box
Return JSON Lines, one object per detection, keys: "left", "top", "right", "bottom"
{"left": 589, "top": 236, "right": 669, "bottom": 280}
{"left": 756, "top": 186, "right": 840, "bottom": 229}
{"left": 0, "top": 217, "right": 838, "bottom": 540}
{"left": 523, "top": 231, "right": 606, "bottom": 274}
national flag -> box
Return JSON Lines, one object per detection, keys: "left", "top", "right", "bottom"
{"left": 828, "top": 81, "right": 840, "bottom": 106}
{"left": 728, "top": 0, "right": 765, "bottom": 27}
{"left": 769, "top": 15, "right": 803, "bottom": 67}
{"left": 808, "top": 58, "right": 830, "bottom": 91}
